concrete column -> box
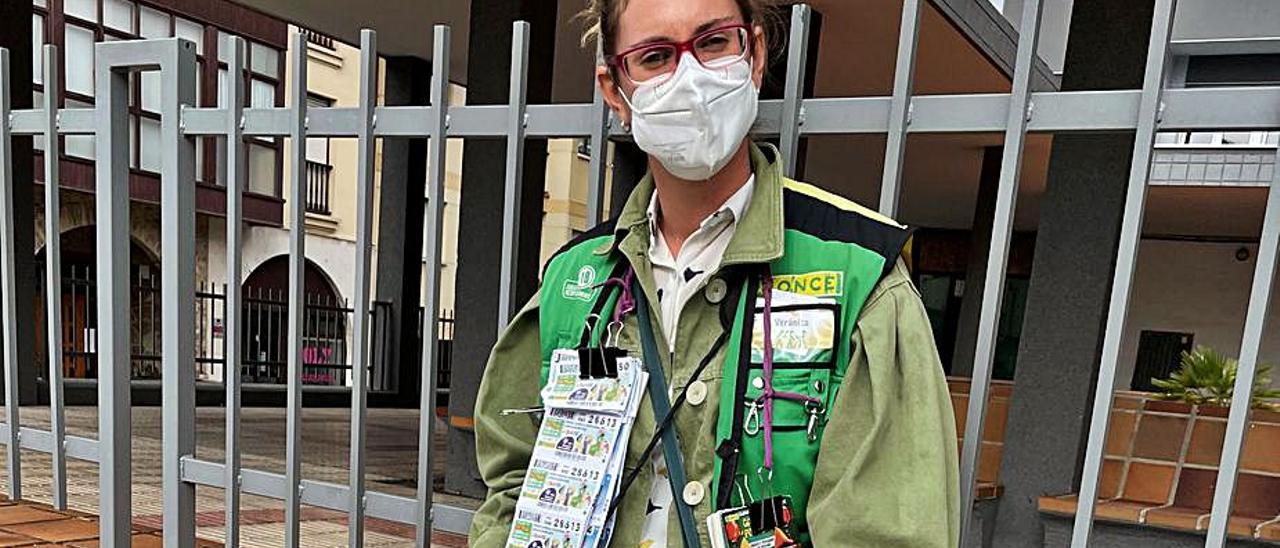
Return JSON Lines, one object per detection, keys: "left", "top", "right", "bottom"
{"left": 1, "top": 1, "right": 41, "bottom": 405}
{"left": 445, "top": 0, "right": 558, "bottom": 498}
{"left": 950, "top": 146, "right": 1002, "bottom": 377}
{"left": 373, "top": 56, "right": 431, "bottom": 407}
{"left": 991, "top": 1, "right": 1157, "bottom": 546}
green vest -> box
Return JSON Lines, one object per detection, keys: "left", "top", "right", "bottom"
{"left": 537, "top": 179, "right": 909, "bottom": 542}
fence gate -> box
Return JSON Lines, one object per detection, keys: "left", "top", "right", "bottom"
{"left": 1, "top": 1, "right": 1279, "bottom": 547}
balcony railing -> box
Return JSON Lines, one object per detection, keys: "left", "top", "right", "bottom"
{"left": 1150, "top": 144, "right": 1277, "bottom": 187}
{"left": 304, "top": 159, "right": 332, "bottom": 214}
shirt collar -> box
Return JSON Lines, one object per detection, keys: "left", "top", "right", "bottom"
{"left": 646, "top": 174, "right": 756, "bottom": 239}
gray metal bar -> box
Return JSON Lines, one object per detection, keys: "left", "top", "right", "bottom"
{"left": 0, "top": 426, "right": 98, "bottom": 462}
{"left": 1070, "top": 0, "right": 1178, "bottom": 544}
{"left": 223, "top": 35, "right": 247, "bottom": 548}
{"left": 161, "top": 37, "right": 199, "bottom": 548}
{"left": 40, "top": 44, "right": 68, "bottom": 512}
{"left": 497, "top": 22, "right": 530, "bottom": 332}
{"left": 1203, "top": 114, "right": 1280, "bottom": 548}
{"left": 584, "top": 42, "right": 610, "bottom": 227}
{"left": 416, "top": 25, "right": 451, "bottom": 548}
{"left": 10, "top": 108, "right": 96, "bottom": 135}
{"left": 878, "top": 0, "right": 923, "bottom": 216}
{"left": 779, "top": 4, "right": 812, "bottom": 178}
{"left": 178, "top": 456, "right": 476, "bottom": 535}
{"left": 165, "top": 86, "right": 1280, "bottom": 140}
{"left": 0, "top": 48, "right": 21, "bottom": 503}
{"left": 348, "top": 28, "right": 378, "bottom": 548}
{"left": 94, "top": 40, "right": 136, "bottom": 548}
{"left": 284, "top": 30, "right": 309, "bottom": 548}
{"left": 957, "top": 0, "right": 1044, "bottom": 543}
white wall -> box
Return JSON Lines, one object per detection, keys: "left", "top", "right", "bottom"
{"left": 205, "top": 219, "right": 363, "bottom": 304}
{"left": 1120, "top": 239, "right": 1280, "bottom": 389}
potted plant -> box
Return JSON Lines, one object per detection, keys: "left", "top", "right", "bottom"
{"left": 1150, "top": 345, "right": 1280, "bottom": 411}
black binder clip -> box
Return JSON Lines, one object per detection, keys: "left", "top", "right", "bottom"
{"left": 577, "top": 314, "right": 608, "bottom": 379}
{"left": 599, "top": 320, "right": 626, "bottom": 379}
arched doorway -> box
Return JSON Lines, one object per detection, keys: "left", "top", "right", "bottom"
{"left": 240, "top": 256, "right": 349, "bottom": 386}
{"left": 34, "top": 226, "right": 163, "bottom": 380}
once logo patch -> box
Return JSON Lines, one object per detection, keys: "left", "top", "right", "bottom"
{"left": 772, "top": 271, "right": 844, "bottom": 298}
{"left": 562, "top": 265, "right": 599, "bottom": 302}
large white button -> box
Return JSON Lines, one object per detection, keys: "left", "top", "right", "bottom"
{"left": 682, "top": 481, "right": 706, "bottom": 506}
{"left": 705, "top": 278, "right": 728, "bottom": 304}
{"left": 687, "top": 380, "right": 708, "bottom": 406}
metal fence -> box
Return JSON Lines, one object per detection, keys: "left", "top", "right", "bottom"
{"left": 0, "top": 0, "right": 1277, "bottom": 546}
{"left": 33, "top": 264, "right": 453, "bottom": 392}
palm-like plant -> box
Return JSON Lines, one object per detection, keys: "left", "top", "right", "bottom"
{"left": 1151, "top": 346, "right": 1280, "bottom": 410}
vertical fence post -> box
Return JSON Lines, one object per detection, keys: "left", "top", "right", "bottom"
{"left": 162, "top": 37, "right": 199, "bottom": 548}
{"left": 497, "top": 22, "right": 530, "bottom": 332}
{"left": 1069, "top": 0, "right": 1177, "bottom": 544}
{"left": 40, "top": 44, "right": 68, "bottom": 511}
{"left": 94, "top": 41, "right": 134, "bottom": 548}
{"left": 778, "top": 4, "right": 811, "bottom": 178}
{"left": 416, "top": 24, "right": 451, "bottom": 548}
{"left": 0, "top": 48, "right": 21, "bottom": 503}
{"left": 1203, "top": 128, "right": 1280, "bottom": 548}
{"left": 877, "top": 0, "right": 922, "bottom": 217}
{"left": 284, "top": 30, "right": 309, "bottom": 548}
{"left": 585, "top": 40, "right": 610, "bottom": 226}
{"left": 956, "top": 1, "right": 1043, "bottom": 544}
{"left": 223, "top": 34, "right": 247, "bottom": 548}
{"left": 348, "top": 28, "right": 378, "bottom": 548}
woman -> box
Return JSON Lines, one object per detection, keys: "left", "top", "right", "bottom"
{"left": 470, "top": 0, "right": 959, "bottom": 546}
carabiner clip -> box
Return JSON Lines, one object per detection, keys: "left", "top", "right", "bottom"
{"left": 744, "top": 398, "right": 762, "bottom": 436}
{"left": 804, "top": 400, "right": 825, "bottom": 443}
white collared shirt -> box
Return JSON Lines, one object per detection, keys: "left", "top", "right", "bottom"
{"left": 646, "top": 176, "right": 755, "bottom": 350}
{"left": 639, "top": 175, "right": 754, "bottom": 547}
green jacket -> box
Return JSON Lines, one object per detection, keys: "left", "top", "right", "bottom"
{"left": 471, "top": 144, "right": 960, "bottom": 547}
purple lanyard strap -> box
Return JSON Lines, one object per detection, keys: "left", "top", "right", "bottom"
{"left": 760, "top": 272, "right": 820, "bottom": 471}
{"left": 601, "top": 267, "right": 811, "bottom": 472}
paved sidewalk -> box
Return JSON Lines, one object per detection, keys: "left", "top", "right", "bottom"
{"left": 0, "top": 406, "right": 475, "bottom": 547}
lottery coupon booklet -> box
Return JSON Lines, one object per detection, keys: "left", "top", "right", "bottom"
{"left": 505, "top": 349, "right": 647, "bottom": 548}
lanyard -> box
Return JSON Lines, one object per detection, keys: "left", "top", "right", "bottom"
{"left": 759, "top": 271, "right": 821, "bottom": 471}
{"left": 631, "top": 273, "right": 704, "bottom": 548}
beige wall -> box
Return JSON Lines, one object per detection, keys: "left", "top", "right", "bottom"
{"left": 540, "top": 139, "right": 615, "bottom": 269}
{"left": 276, "top": 27, "right": 608, "bottom": 313}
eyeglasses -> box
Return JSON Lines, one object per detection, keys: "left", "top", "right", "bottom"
{"left": 606, "top": 24, "right": 752, "bottom": 86}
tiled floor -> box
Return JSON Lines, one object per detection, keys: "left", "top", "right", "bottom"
{"left": 0, "top": 406, "right": 475, "bottom": 547}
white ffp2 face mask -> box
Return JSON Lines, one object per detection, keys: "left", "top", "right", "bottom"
{"left": 624, "top": 53, "right": 759, "bottom": 181}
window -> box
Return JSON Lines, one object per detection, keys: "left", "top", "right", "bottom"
{"left": 32, "top": 0, "right": 286, "bottom": 196}
{"left": 140, "top": 6, "right": 169, "bottom": 39}
{"left": 64, "top": 25, "right": 96, "bottom": 96}
{"left": 304, "top": 95, "right": 333, "bottom": 214}
{"left": 1185, "top": 54, "right": 1280, "bottom": 88}
{"left": 305, "top": 95, "right": 332, "bottom": 165}
{"left": 32, "top": 14, "right": 44, "bottom": 85}
{"left": 104, "top": 0, "right": 135, "bottom": 33}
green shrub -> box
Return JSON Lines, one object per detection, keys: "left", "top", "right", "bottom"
{"left": 1150, "top": 346, "right": 1280, "bottom": 410}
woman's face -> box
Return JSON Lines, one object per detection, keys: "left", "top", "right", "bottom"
{"left": 597, "top": 0, "right": 768, "bottom": 127}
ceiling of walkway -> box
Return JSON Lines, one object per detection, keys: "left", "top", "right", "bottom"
{"left": 232, "top": 0, "right": 1259, "bottom": 240}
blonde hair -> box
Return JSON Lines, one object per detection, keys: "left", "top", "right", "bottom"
{"left": 578, "top": 0, "right": 779, "bottom": 59}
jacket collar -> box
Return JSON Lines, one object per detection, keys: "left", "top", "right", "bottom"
{"left": 600, "top": 142, "right": 786, "bottom": 271}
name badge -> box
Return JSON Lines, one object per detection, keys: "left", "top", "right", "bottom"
{"left": 750, "top": 290, "right": 837, "bottom": 364}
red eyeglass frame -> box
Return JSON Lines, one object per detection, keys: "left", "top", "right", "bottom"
{"left": 604, "top": 23, "right": 754, "bottom": 81}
